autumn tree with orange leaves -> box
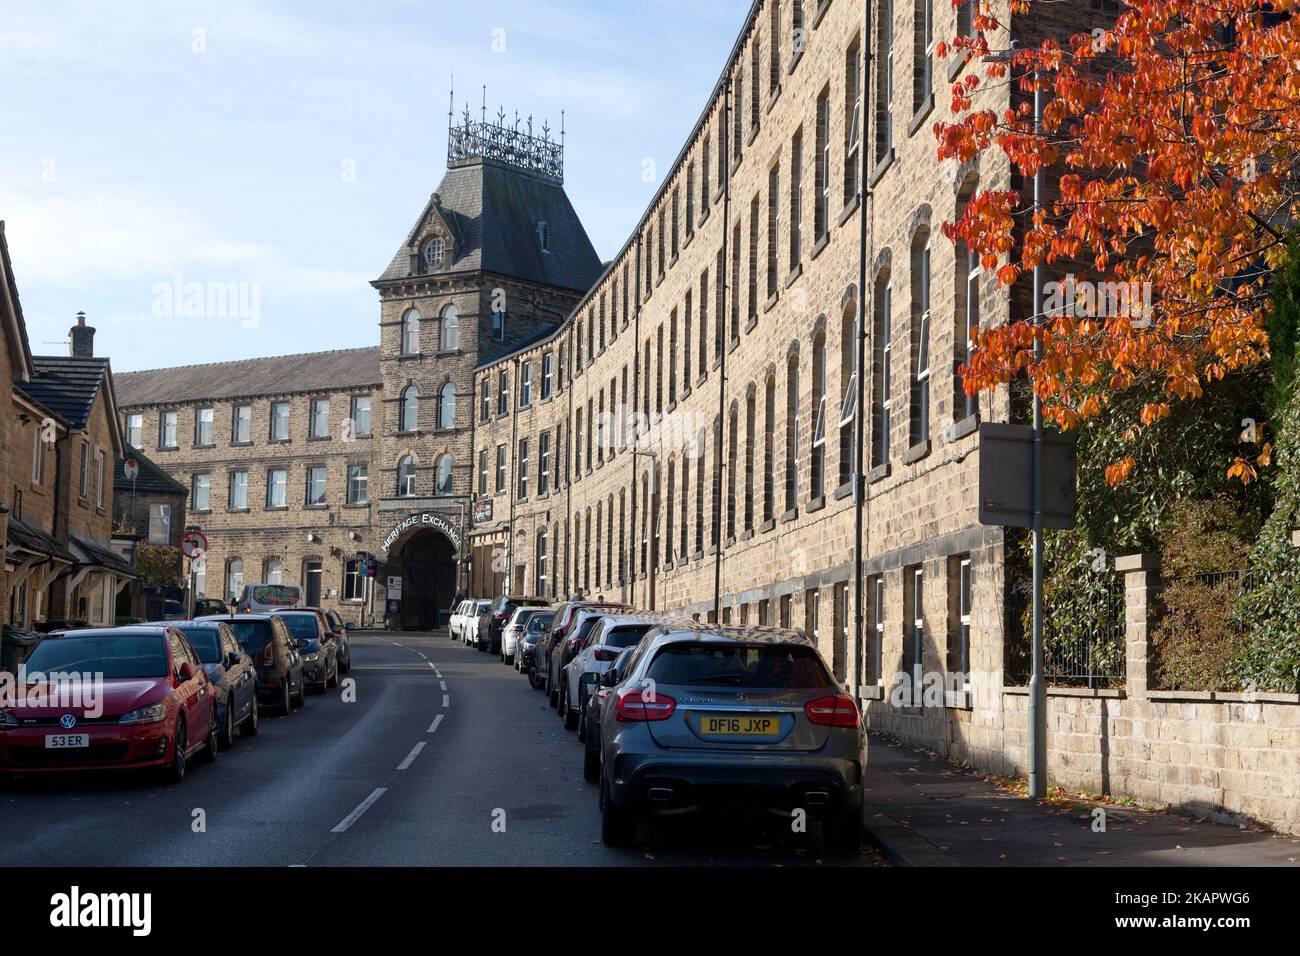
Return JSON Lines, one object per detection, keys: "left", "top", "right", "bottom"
{"left": 936, "top": 0, "right": 1300, "bottom": 485}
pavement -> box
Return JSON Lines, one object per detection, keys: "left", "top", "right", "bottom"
{"left": 862, "top": 733, "right": 1300, "bottom": 866}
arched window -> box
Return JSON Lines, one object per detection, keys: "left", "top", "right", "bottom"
{"left": 397, "top": 456, "right": 417, "bottom": 497}
{"left": 263, "top": 557, "right": 283, "bottom": 584}
{"left": 441, "top": 304, "right": 459, "bottom": 351}
{"left": 536, "top": 528, "right": 549, "bottom": 596}
{"left": 811, "top": 332, "right": 827, "bottom": 499}
{"left": 438, "top": 383, "right": 456, "bottom": 429}
{"left": 434, "top": 454, "right": 453, "bottom": 495}
{"left": 400, "top": 386, "right": 419, "bottom": 432}
{"left": 401, "top": 309, "right": 420, "bottom": 355}
{"left": 910, "top": 230, "right": 932, "bottom": 446}
{"left": 839, "top": 297, "right": 857, "bottom": 487}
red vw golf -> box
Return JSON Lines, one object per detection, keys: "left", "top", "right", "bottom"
{"left": 0, "top": 626, "right": 218, "bottom": 782}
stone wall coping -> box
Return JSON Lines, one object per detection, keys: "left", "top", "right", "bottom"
{"left": 1003, "top": 686, "right": 1126, "bottom": 699}
{"left": 1114, "top": 553, "right": 1160, "bottom": 572}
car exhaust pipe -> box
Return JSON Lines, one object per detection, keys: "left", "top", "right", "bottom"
{"left": 647, "top": 787, "right": 675, "bottom": 803}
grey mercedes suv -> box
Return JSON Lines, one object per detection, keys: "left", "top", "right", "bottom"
{"left": 595, "top": 624, "right": 866, "bottom": 851}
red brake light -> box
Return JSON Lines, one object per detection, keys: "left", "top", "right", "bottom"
{"left": 261, "top": 643, "right": 275, "bottom": 666}
{"left": 593, "top": 647, "right": 620, "bottom": 662}
{"left": 615, "top": 689, "right": 675, "bottom": 722}
{"left": 804, "top": 695, "right": 859, "bottom": 728}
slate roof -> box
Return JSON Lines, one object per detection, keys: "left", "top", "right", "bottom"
{"left": 71, "top": 535, "right": 136, "bottom": 576}
{"left": 14, "top": 356, "right": 110, "bottom": 429}
{"left": 114, "top": 347, "right": 381, "bottom": 408}
{"left": 375, "top": 159, "right": 603, "bottom": 294}
{"left": 5, "top": 516, "right": 75, "bottom": 563}
{"left": 115, "top": 446, "right": 187, "bottom": 497}
{"left": 0, "top": 222, "right": 35, "bottom": 380}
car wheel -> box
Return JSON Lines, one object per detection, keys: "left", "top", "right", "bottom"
{"left": 198, "top": 707, "right": 219, "bottom": 764}
{"left": 280, "top": 681, "right": 292, "bottom": 715}
{"left": 582, "top": 742, "right": 599, "bottom": 784}
{"left": 240, "top": 695, "right": 260, "bottom": 737}
{"left": 292, "top": 675, "right": 306, "bottom": 708}
{"left": 822, "top": 802, "right": 864, "bottom": 854}
{"left": 327, "top": 664, "right": 338, "bottom": 689}
{"left": 505, "top": 653, "right": 514, "bottom": 666}
{"left": 165, "top": 717, "right": 188, "bottom": 784}
{"left": 218, "top": 697, "right": 236, "bottom": 749}
{"left": 599, "top": 774, "right": 635, "bottom": 847}
{"left": 548, "top": 676, "right": 559, "bottom": 709}
{"left": 529, "top": 668, "right": 544, "bottom": 690}
{"left": 562, "top": 689, "right": 579, "bottom": 731}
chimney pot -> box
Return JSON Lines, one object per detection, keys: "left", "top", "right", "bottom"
{"left": 69, "top": 312, "right": 95, "bottom": 358}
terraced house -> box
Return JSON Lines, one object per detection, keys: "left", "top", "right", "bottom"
{"left": 116, "top": 2, "right": 1117, "bottom": 772}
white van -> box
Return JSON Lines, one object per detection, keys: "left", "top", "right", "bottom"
{"left": 235, "top": 583, "right": 303, "bottom": 614}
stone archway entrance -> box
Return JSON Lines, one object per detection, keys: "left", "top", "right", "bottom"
{"left": 380, "top": 511, "right": 465, "bottom": 631}
{"left": 389, "top": 529, "right": 457, "bottom": 630}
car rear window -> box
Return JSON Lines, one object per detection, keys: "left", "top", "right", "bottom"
{"left": 226, "top": 620, "right": 273, "bottom": 653}
{"left": 605, "top": 624, "right": 652, "bottom": 649}
{"left": 250, "top": 585, "right": 299, "bottom": 606}
{"left": 526, "top": 613, "right": 554, "bottom": 633}
{"left": 24, "top": 635, "right": 169, "bottom": 679}
{"left": 174, "top": 626, "right": 222, "bottom": 662}
{"left": 646, "top": 643, "right": 835, "bottom": 689}
{"left": 276, "top": 614, "right": 320, "bottom": 640}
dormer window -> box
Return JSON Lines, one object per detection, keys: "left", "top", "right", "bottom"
{"left": 423, "top": 237, "right": 446, "bottom": 270}
{"left": 537, "top": 221, "right": 550, "bottom": 252}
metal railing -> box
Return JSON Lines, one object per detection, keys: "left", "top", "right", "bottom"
{"left": 1043, "top": 572, "right": 1127, "bottom": 688}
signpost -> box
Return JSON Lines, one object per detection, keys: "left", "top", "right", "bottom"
{"left": 180, "top": 529, "right": 207, "bottom": 619}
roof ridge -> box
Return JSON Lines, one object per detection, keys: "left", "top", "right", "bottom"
{"left": 116, "top": 344, "right": 380, "bottom": 377}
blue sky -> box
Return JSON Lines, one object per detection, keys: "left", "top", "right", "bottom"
{"left": 0, "top": 0, "right": 746, "bottom": 371}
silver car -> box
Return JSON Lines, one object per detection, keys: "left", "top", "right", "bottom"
{"left": 596, "top": 624, "right": 866, "bottom": 852}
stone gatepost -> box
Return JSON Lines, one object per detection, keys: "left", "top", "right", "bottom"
{"left": 1115, "top": 553, "right": 1160, "bottom": 699}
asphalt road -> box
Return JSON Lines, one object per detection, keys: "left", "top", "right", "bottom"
{"left": 0, "top": 631, "right": 881, "bottom": 867}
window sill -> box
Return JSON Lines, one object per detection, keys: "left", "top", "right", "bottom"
{"left": 948, "top": 52, "right": 970, "bottom": 83}
{"left": 230, "top": 441, "right": 253, "bottom": 448}
{"left": 784, "top": 264, "right": 803, "bottom": 288}
{"left": 810, "top": 233, "right": 830, "bottom": 261}
{"left": 192, "top": 443, "right": 215, "bottom": 451}
{"left": 787, "top": 49, "right": 804, "bottom": 76}
{"left": 707, "top": 544, "right": 719, "bottom": 556}
{"left": 867, "top": 462, "right": 891, "bottom": 485}
{"left": 746, "top": 123, "right": 760, "bottom": 147}
{"left": 806, "top": 495, "right": 826, "bottom": 513}
{"left": 740, "top": 528, "right": 754, "bottom": 541}
{"left": 669, "top": 253, "right": 679, "bottom": 269}
{"left": 948, "top": 413, "right": 980, "bottom": 442}
{"left": 763, "top": 291, "right": 779, "bottom": 314}
{"left": 677, "top": 557, "right": 689, "bottom": 569}
{"left": 730, "top": 155, "right": 742, "bottom": 177}
{"left": 729, "top": 335, "right": 741, "bottom": 354}
{"left": 692, "top": 550, "right": 704, "bottom": 562}
{"left": 227, "top": 508, "right": 250, "bottom": 514}
{"left": 833, "top": 480, "right": 854, "bottom": 501}
{"left": 697, "top": 371, "right": 709, "bottom": 388}
{"left": 343, "top": 502, "right": 370, "bottom": 509}
{"left": 765, "top": 84, "right": 782, "bottom": 115}
{"left": 780, "top": 507, "right": 799, "bottom": 524}
{"left": 268, "top": 439, "right": 291, "bottom": 446}
{"left": 812, "top": 0, "right": 832, "bottom": 28}
{"left": 759, "top": 518, "right": 775, "bottom": 534}
{"left": 838, "top": 194, "right": 860, "bottom": 227}
{"left": 265, "top": 506, "right": 289, "bottom": 513}
{"left": 304, "top": 504, "right": 329, "bottom": 511}
{"left": 907, "top": 95, "right": 935, "bottom": 138}
{"left": 711, "top": 187, "right": 725, "bottom": 207}
{"left": 307, "top": 435, "right": 331, "bottom": 443}
{"left": 903, "top": 439, "right": 931, "bottom": 465}
{"left": 158, "top": 446, "right": 178, "bottom": 453}
{"left": 869, "top": 149, "right": 895, "bottom": 189}
{"left": 699, "top": 207, "right": 710, "bottom": 227}
{"left": 683, "top": 230, "right": 694, "bottom": 252}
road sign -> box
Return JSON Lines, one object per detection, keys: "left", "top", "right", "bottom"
{"left": 977, "top": 422, "right": 1077, "bottom": 530}
{"left": 123, "top": 457, "right": 139, "bottom": 480}
{"left": 387, "top": 576, "right": 402, "bottom": 598}
{"left": 180, "top": 530, "right": 208, "bottom": 559}
{"left": 386, "top": 598, "right": 401, "bottom": 616}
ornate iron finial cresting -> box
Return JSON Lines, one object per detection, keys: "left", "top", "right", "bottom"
{"left": 447, "top": 95, "right": 565, "bottom": 183}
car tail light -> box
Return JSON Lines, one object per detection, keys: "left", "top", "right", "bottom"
{"left": 804, "top": 695, "right": 859, "bottom": 728}
{"left": 593, "top": 647, "right": 620, "bottom": 662}
{"left": 615, "top": 689, "right": 675, "bottom": 722}
{"left": 261, "top": 643, "right": 275, "bottom": 666}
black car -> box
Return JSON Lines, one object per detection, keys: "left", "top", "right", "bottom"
{"left": 539, "top": 601, "right": 628, "bottom": 703}
{"left": 520, "top": 612, "right": 555, "bottom": 683}
{"left": 205, "top": 614, "right": 305, "bottom": 714}
{"left": 548, "top": 609, "right": 616, "bottom": 709}
{"left": 479, "top": 595, "right": 550, "bottom": 655}
{"left": 163, "top": 620, "right": 260, "bottom": 746}
{"left": 581, "top": 645, "right": 636, "bottom": 782}
{"left": 273, "top": 610, "right": 338, "bottom": 692}
{"left": 193, "top": 598, "right": 229, "bottom": 618}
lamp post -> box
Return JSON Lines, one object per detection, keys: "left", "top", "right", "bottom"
{"left": 985, "top": 43, "right": 1048, "bottom": 799}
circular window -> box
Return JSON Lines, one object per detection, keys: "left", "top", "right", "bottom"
{"left": 423, "top": 237, "right": 446, "bottom": 269}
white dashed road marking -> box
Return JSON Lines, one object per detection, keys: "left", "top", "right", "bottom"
{"left": 332, "top": 788, "right": 387, "bottom": 833}
{"left": 396, "top": 741, "right": 426, "bottom": 771}
{"left": 427, "top": 714, "right": 444, "bottom": 734}
{"left": 442, "top": 693, "right": 450, "bottom": 708}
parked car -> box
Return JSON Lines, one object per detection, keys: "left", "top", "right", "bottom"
{"left": 560, "top": 615, "right": 658, "bottom": 730}
{"left": 272, "top": 610, "right": 338, "bottom": 692}
{"left": 479, "top": 595, "right": 550, "bottom": 655}
{"left": 539, "top": 601, "right": 628, "bottom": 704}
{"left": 206, "top": 614, "right": 305, "bottom": 714}
{"left": 521, "top": 613, "right": 555, "bottom": 685}
{"left": 300, "top": 606, "right": 350, "bottom": 675}
{"left": 193, "top": 598, "right": 229, "bottom": 618}
{"left": 595, "top": 624, "right": 866, "bottom": 851}
{"left": 449, "top": 600, "right": 475, "bottom": 642}
{"left": 234, "top": 583, "right": 303, "bottom": 614}
{"left": 159, "top": 600, "right": 187, "bottom": 621}
{"left": 156, "top": 620, "right": 259, "bottom": 747}
{"left": 0, "top": 626, "right": 218, "bottom": 782}
{"left": 462, "top": 600, "right": 491, "bottom": 647}
{"left": 501, "top": 606, "right": 549, "bottom": 665}
{"left": 547, "top": 605, "right": 626, "bottom": 709}
{"left": 582, "top": 645, "right": 637, "bottom": 782}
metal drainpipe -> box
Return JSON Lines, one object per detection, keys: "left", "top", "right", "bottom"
{"left": 508, "top": 354, "right": 520, "bottom": 597}
{"left": 630, "top": 235, "right": 643, "bottom": 607}
{"left": 854, "top": 0, "right": 875, "bottom": 694}
{"left": 712, "top": 72, "right": 733, "bottom": 623}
